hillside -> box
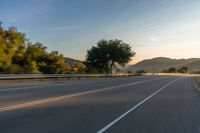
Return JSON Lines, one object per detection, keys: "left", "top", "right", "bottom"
{"left": 125, "top": 57, "right": 200, "bottom": 73}
{"left": 64, "top": 57, "right": 83, "bottom": 67}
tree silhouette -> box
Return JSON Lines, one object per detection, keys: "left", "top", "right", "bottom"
{"left": 85, "top": 39, "right": 135, "bottom": 73}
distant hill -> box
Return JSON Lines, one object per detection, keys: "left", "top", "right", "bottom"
{"left": 64, "top": 57, "right": 83, "bottom": 67}
{"left": 125, "top": 57, "right": 200, "bottom": 73}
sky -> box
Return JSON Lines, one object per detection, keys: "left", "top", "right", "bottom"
{"left": 0, "top": 0, "right": 200, "bottom": 64}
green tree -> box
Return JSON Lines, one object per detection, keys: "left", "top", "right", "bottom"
{"left": 85, "top": 39, "right": 135, "bottom": 73}
{"left": 0, "top": 24, "right": 26, "bottom": 73}
{"left": 39, "top": 51, "right": 67, "bottom": 74}
{"left": 0, "top": 22, "right": 69, "bottom": 74}
{"left": 4, "top": 27, "right": 26, "bottom": 66}
{"left": 136, "top": 70, "right": 146, "bottom": 74}
{"left": 24, "top": 43, "right": 67, "bottom": 74}
{"left": 167, "top": 67, "right": 177, "bottom": 73}
{"left": 0, "top": 22, "right": 6, "bottom": 69}
{"left": 177, "top": 66, "right": 188, "bottom": 73}
{"left": 71, "top": 63, "right": 85, "bottom": 73}
{"left": 24, "top": 42, "right": 47, "bottom": 73}
{"left": 5, "top": 64, "right": 25, "bottom": 74}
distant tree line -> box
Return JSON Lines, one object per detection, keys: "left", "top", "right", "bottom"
{"left": 162, "top": 66, "right": 188, "bottom": 73}
{"left": 191, "top": 71, "right": 200, "bottom": 74}
{"left": 0, "top": 22, "right": 85, "bottom": 74}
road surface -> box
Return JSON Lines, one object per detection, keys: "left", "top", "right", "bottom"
{"left": 0, "top": 76, "right": 200, "bottom": 133}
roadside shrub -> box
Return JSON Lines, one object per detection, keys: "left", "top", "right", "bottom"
{"left": 4, "top": 64, "right": 25, "bottom": 74}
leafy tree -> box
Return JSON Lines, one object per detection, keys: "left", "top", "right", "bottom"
{"left": 39, "top": 51, "right": 67, "bottom": 74}
{"left": 0, "top": 24, "right": 26, "bottom": 73}
{"left": 167, "top": 67, "right": 176, "bottom": 73}
{"left": 177, "top": 66, "right": 188, "bottom": 73}
{"left": 85, "top": 39, "right": 135, "bottom": 73}
{"left": 0, "top": 22, "right": 6, "bottom": 68}
{"left": 0, "top": 22, "right": 70, "bottom": 74}
{"left": 4, "top": 27, "right": 26, "bottom": 66}
{"left": 23, "top": 42, "right": 47, "bottom": 73}
{"left": 24, "top": 43, "right": 67, "bottom": 74}
{"left": 71, "top": 63, "right": 85, "bottom": 73}
{"left": 136, "top": 70, "right": 146, "bottom": 74}
{"left": 5, "top": 64, "right": 25, "bottom": 74}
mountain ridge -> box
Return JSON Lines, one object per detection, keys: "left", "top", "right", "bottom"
{"left": 64, "top": 57, "right": 83, "bottom": 67}
{"left": 125, "top": 57, "right": 200, "bottom": 73}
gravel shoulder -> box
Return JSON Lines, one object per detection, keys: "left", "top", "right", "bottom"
{"left": 193, "top": 77, "right": 200, "bottom": 94}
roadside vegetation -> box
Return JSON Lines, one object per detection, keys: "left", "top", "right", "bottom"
{"left": 193, "top": 77, "right": 200, "bottom": 92}
{"left": 162, "top": 66, "right": 188, "bottom": 73}
{"left": 84, "top": 39, "right": 135, "bottom": 74}
{"left": 0, "top": 22, "right": 134, "bottom": 74}
{"left": 191, "top": 71, "right": 200, "bottom": 74}
{"left": 0, "top": 22, "right": 84, "bottom": 74}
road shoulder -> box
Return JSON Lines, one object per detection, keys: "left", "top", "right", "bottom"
{"left": 193, "top": 77, "right": 200, "bottom": 94}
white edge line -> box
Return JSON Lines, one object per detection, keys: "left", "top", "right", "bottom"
{"left": 97, "top": 77, "right": 184, "bottom": 133}
{"left": 0, "top": 84, "right": 65, "bottom": 91}
{"left": 0, "top": 77, "right": 166, "bottom": 91}
{"left": 0, "top": 79, "right": 120, "bottom": 91}
{"left": 0, "top": 77, "right": 167, "bottom": 112}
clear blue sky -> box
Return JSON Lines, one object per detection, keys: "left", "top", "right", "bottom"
{"left": 1, "top": 0, "right": 200, "bottom": 63}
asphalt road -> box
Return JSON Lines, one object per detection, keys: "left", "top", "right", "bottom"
{"left": 0, "top": 76, "right": 199, "bottom": 133}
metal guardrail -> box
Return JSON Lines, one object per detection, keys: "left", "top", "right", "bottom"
{"left": 0, "top": 73, "right": 199, "bottom": 80}
{"left": 143, "top": 73, "right": 200, "bottom": 77}
{"left": 0, "top": 74, "right": 136, "bottom": 80}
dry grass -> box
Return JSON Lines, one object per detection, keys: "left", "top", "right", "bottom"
{"left": 193, "top": 77, "right": 200, "bottom": 93}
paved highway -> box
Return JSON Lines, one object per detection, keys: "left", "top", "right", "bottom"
{"left": 0, "top": 76, "right": 199, "bottom": 133}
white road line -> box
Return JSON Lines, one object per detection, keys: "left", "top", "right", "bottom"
{"left": 0, "top": 77, "right": 142, "bottom": 91}
{"left": 0, "top": 77, "right": 167, "bottom": 112}
{"left": 0, "top": 83, "right": 66, "bottom": 91}
{"left": 97, "top": 77, "right": 184, "bottom": 133}
{"left": 0, "top": 79, "right": 120, "bottom": 91}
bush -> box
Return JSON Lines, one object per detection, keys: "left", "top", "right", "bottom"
{"left": 4, "top": 64, "right": 25, "bottom": 74}
{"left": 168, "top": 67, "right": 176, "bottom": 73}
{"left": 136, "top": 70, "right": 146, "bottom": 74}
{"left": 177, "top": 66, "right": 188, "bottom": 73}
